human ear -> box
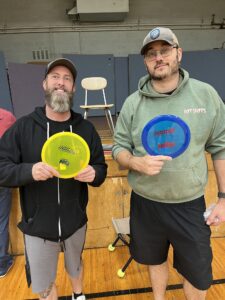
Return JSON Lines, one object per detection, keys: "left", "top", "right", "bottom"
{"left": 178, "top": 48, "right": 182, "bottom": 63}
{"left": 43, "top": 80, "right": 46, "bottom": 90}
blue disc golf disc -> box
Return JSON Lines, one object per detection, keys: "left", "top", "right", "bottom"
{"left": 141, "top": 115, "right": 191, "bottom": 158}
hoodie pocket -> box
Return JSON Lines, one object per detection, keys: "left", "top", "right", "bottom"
{"left": 131, "top": 155, "right": 208, "bottom": 202}
{"left": 20, "top": 202, "right": 59, "bottom": 239}
{"left": 60, "top": 196, "right": 88, "bottom": 237}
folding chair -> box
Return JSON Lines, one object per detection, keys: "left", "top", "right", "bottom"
{"left": 108, "top": 217, "right": 133, "bottom": 278}
{"left": 80, "top": 77, "right": 115, "bottom": 135}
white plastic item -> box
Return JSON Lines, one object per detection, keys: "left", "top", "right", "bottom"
{"left": 203, "top": 203, "right": 216, "bottom": 221}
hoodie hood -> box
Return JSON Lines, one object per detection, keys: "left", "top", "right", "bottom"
{"left": 138, "top": 68, "right": 190, "bottom": 99}
{"left": 29, "top": 106, "right": 83, "bottom": 131}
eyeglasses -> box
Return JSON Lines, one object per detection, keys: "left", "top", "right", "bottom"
{"left": 144, "top": 45, "right": 178, "bottom": 61}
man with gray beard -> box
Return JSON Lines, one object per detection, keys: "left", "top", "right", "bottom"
{"left": 44, "top": 81, "right": 74, "bottom": 113}
{"left": 0, "top": 58, "right": 107, "bottom": 300}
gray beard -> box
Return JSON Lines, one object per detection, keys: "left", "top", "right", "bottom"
{"left": 45, "top": 90, "right": 73, "bottom": 113}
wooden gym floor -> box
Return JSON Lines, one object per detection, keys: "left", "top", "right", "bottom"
{"left": 1, "top": 238, "right": 225, "bottom": 300}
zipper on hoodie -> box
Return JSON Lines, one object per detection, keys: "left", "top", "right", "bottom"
{"left": 47, "top": 122, "right": 62, "bottom": 240}
{"left": 57, "top": 178, "right": 62, "bottom": 241}
{"left": 47, "top": 122, "right": 73, "bottom": 241}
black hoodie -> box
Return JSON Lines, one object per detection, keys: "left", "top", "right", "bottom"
{"left": 0, "top": 106, "right": 107, "bottom": 241}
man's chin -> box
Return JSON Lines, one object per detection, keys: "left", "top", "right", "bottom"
{"left": 151, "top": 74, "right": 167, "bottom": 81}
{"left": 52, "top": 108, "right": 70, "bottom": 113}
{"left": 151, "top": 69, "right": 167, "bottom": 80}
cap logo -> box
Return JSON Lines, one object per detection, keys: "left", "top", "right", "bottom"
{"left": 150, "top": 28, "right": 160, "bottom": 40}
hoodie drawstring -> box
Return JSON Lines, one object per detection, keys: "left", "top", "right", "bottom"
{"left": 47, "top": 122, "right": 50, "bottom": 139}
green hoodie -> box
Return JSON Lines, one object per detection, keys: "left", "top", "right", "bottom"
{"left": 112, "top": 69, "right": 225, "bottom": 203}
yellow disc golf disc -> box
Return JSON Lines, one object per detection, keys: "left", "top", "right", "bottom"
{"left": 41, "top": 132, "right": 90, "bottom": 179}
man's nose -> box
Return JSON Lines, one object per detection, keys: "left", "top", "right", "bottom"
{"left": 155, "top": 51, "right": 163, "bottom": 60}
{"left": 57, "top": 77, "right": 64, "bottom": 85}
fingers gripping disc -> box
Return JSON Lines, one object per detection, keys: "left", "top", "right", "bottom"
{"left": 41, "top": 132, "right": 90, "bottom": 178}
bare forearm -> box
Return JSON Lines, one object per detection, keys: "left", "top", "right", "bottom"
{"left": 213, "top": 159, "right": 225, "bottom": 194}
{"left": 115, "top": 150, "right": 134, "bottom": 170}
{"left": 115, "top": 150, "right": 151, "bottom": 173}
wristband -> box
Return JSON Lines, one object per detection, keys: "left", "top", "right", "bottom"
{"left": 218, "top": 192, "right": 225, "bottom": 199}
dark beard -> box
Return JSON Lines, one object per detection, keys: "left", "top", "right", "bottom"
{"left": 45, "top": 89, "right": 74, "bottom": 113}
{"left": 151, "top": 73, "right": 167, "bottom": 81}
{"left": 150, "top": 56, "right": 180, "bottom": 81}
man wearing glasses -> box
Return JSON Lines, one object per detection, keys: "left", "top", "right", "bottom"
{"left": 113, "top": 27, "right": 225, "bottom": 300}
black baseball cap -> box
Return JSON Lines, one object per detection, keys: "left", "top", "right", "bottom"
{"left": 45, "top": 58, "right": 77, "bottom": 82}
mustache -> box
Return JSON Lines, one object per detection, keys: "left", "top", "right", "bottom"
{"left": 45, "top": 88, "right": 73, "bottom": 99}
{"left": 154, "top": 62, "right": 168, "bottom": 69}
{"left": 52, "top": 88, "right": 68, "bottom": 93}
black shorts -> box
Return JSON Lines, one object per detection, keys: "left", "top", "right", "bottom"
{"left": 129, "top": 191, "right": 213, "bottom": 290}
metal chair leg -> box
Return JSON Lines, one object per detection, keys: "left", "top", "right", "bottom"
{"left": 117, "top": 256, "right": 133, "bottom": 278}
{"left": 112, "top": 235, "right": 121, "bottom": 247}
{"left": 107, "top": 109, "right": 115, "bottom": 132}
{"left": 105, "top": 109, "right": 114, "bottom": 135}
{"left": 121, "top": 256, "right": 133, "bottom": 273}
{"left": 84, "top": 109, "right": 88, "bottom": 119}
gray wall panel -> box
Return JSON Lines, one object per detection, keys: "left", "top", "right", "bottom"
{"left": 181, "top": 49, "right": 225, "bottom": 101}
{"left": 8, "top": 63, "right": 45, "bottom": 119}
{"left": 0, "top": 52, "right": 13, "bottom": 112}
{"left": 128, "top": 54, "right": 146, "bottom": 94}
{"left": 114, "top": 57, "right": 129, "bottom": 114}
